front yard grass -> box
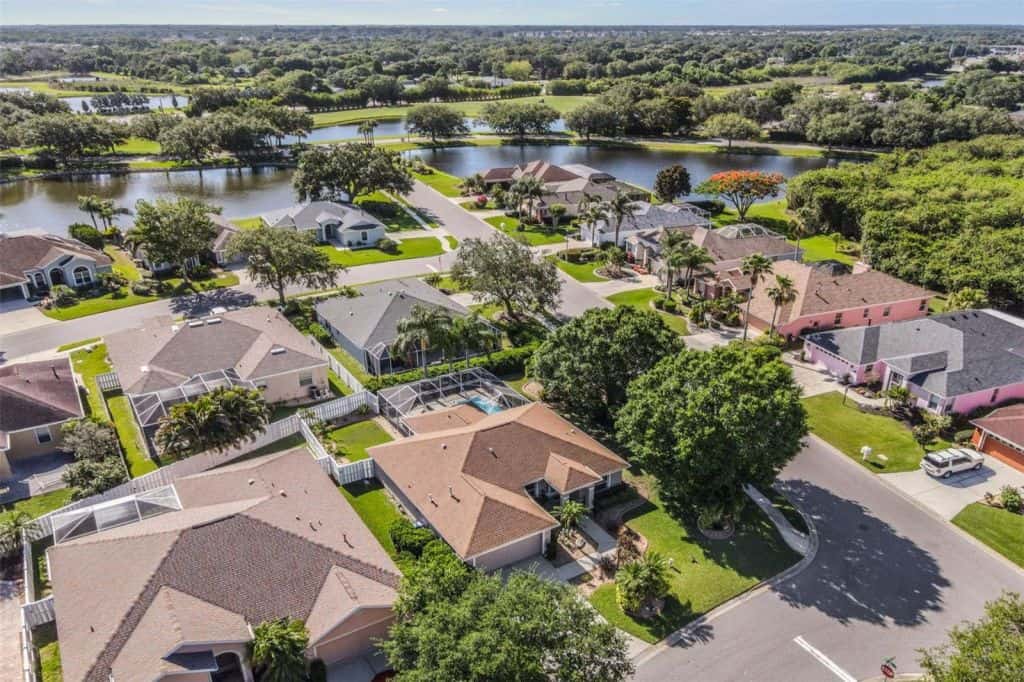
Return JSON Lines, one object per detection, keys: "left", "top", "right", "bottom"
{"left": 356, "top": 191, "right": 424, "bottom": 232}
{"left": 549, "top": 255, "right": 607, "bottom": 283}
{"left": 56, "top": 337, "right": 101, "bottom": 352}
{"left": 606, "top": 288, "right": 689, "bottom": 336}
{"left": 339, "top": 479, "right": 403, "bottom": 558}
{"left": 317, "top": 236, "right": 444, "bottom": 267}
{"left": 588, "top": 476, "right": 799, "bottom": 643}
{"left": 952, "top": 503, "right": 1024, "bottom": 568}
{"left": 803, "top": 391, "right": 950, "bottom": 473}
{"left": 413, "top": 167, "right": 464, "bottom": 197}
{"left": 484, "top": 215, "right": 572, "bottom": 246}
{"left": 326, "top": 420, "right": 392, "bottom": 462}
{"left": 71, "top": 345, "right": 112, "bottom": 419}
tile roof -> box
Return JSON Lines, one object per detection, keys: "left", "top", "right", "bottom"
{"left": 315, "top": 279, "right": 469, "bottom": 351}
{"left": 0, "top": 357, "right": 82, "bottom": 434}
{"left": 0, "top": 232, "right": 111, "bottom": 287}
{"left": 370, "top": 403, "right": 627, "bottom": 558}
{"left": 972, "top": 404, "right": 1024, "bottom": 449}
{"left": 805, "top": 310, "right": 1024, "bottom": 397}
{"left": 746, "top": 260, "right": 933, "bottom": 328}
{"left": 260, "top": 201, "right": 383, "bottom": 233}
{"left": 48, "top": 448, "right": 399, "bottom": 682}
{"left": 105, "top": 307, "right": 325, "bottom": 394}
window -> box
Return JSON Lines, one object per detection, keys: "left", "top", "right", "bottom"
{"left": 918, "top": 299, "right": 928, "bottom": 312}
{"left": 299, "top": 371, "right": 314, "bottom": 387}
{"left": 34, "top": 427, "right": 52, "bottom": 444}
{"left": 833, "top": 312, "right": 843, "bottom": 326}
{"left": 33, "top": 273, "right": 45, "bottom": 288}
{"left": 991, "top": 388, "right": 1000, "bottom": 403}
{"left": 863, "top": 308, "right": 870, "bottom": 318}
{"left": 928, "top": 394, "right": 939, "bottom": 410}
{"left": 883, "top": 306, "right": 891, "bottom": 317}
{"left": 72, "top": 266, "right": 91, "bottom": 287}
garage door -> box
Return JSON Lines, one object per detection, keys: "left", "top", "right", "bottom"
{"left": 0, "top": 285, "right": 26, "bottom": 303}
{"left": 473, "top": 533, "right": 544, "bottom": 572}
{"left": 981, "top": 438, "right": 1024, "bottom": 473}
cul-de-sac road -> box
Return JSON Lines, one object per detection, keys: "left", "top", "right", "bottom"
{"left": 633, "top": 436, "right": 1024, "bottom": 682}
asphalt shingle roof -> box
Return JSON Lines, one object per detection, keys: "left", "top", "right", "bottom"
{"left": 0, "top": 232, "right": 111, "bottom": 287}
{"left": 0, "top": 357, "right": 82, "bottom": 434}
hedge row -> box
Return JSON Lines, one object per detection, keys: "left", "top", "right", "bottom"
{"left": 364, "top": 343, "right": 538, "bottom": 392}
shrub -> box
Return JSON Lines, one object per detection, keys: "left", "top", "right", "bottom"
{"left": 307, "top": 322, "right": 332, "bottom": 345}
{"left": 131, "top": 279, "right": 156, "bottom": 296}
{"left": 50, "top": 284, "right": 77, "bottom": 307}
{"left": 99, "top": 272, "right": 128, "bottom": 292}
{"left": 308, "top": 659, "right": 327, "bottom": 682}
{"left": 68, "top": 223, "right": 104, "bottom": 249}
{"left": 389, "top": 518, "right": 435, "bottom": 558}
{"left": 652, "top": 296, "right": 666, "bottom": 310}
{"left": 474, "top": 195, "right": 488, "bottom": 209}
{"left": 187, "top": 263, "right": 213, "bottom": 280}
{"left": 378, "top": 237, "right": 398, "bottom": 253}
{"left": 364, "top": 343, "right": 538, "bottom": 391}
{"left": 954, "top": 429, "right": 975, "bottom": 445}
{"left": 661, "top": 298, "right": 678, "bottom": 313}
{"left": 1000, "top": 485, "right": 1023, "bottom": 514}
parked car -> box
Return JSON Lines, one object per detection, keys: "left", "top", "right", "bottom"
{"left": 920, "top": 448, "right": 985, "bottom": 478}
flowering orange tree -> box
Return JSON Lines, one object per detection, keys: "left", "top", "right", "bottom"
{"left": 695, "top": 171, "right": 785, "bottom": 220}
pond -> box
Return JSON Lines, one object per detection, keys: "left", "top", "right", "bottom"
{"left": 0, "top": 143, "right": 831, "bottom": 235}
{"left": 60, "top": 94, "right": 190, "bottom": 113}
{"left": 289, "top": 117, "right": 567, "bottom": 144}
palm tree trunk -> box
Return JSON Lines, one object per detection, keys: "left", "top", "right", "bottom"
{"left": 769, "top": 304, "right": 778, "bottom": 336}
{"left": 743, "top": 295, "right": 753, "bottom": 340}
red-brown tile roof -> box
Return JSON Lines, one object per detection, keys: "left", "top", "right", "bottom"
{"left": 973, "top": 404, "right": 1024, "bottom": 449}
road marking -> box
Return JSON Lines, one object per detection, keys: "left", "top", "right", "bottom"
{"left": 793, "top": 636, "right": 856, "bottom": 682}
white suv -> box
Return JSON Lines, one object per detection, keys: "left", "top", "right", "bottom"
{"left": 920, "top": 448, "right": 985, "bottom": 478}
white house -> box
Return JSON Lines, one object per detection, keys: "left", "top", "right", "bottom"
{"left": 0, "top": 232, "right": 112, "bottom": 302}
{"left": 260, "top": 201, "right": 387, "bottom": 247}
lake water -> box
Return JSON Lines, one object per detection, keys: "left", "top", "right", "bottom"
{"left": 0, "top": 144, "right": 831, "bottom": 235}
{"left": 289, "top": 117, "right": 567, "bottom": 144}
{"left": 60, "top": 94, "right": 190, "bottom": 113}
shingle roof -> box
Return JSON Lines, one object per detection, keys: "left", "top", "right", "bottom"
{"left": 0, "top": 232, "right": 111, "bottom": 287}
{"left": 48, "top": 448, "right": 399, "bottom": 682}
{"left": 260, "top": 201, "right": 383, "bottom": 233}
{"left": 597, "top": 202, "right": 709, "bottom": 235}
{"left": 972, "top": 404, "right": 1024, "bottom": 449}
{"left": 105, "top": 308, "right": 325, "bottom": 394}
{"left": 746, "top": 260, "right": 933, "bottom": 328}
{"left": 0, "top": 357, "right": 82, "bottom": 435}
{"left": 315, "top": 279, "right": 469, "bottom": 351}
{"left": 370, "top": 403, "right": 627, "bottom": 558}
{"left": 805, "top": 310, "right": 1024, "bottom": 397}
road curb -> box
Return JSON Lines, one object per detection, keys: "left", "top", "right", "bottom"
{"left": 630, "top": 486, "right": 820, "bottom": 666}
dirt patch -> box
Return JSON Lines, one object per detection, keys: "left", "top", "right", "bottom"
{"left": 521, "top": 381, "right": 543, "bottom": 399}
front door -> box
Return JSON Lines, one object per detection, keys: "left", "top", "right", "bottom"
{"left": 48, "top": 268, "right": 64, "bottom": 286}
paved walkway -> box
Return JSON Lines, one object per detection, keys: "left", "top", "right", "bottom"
{"left": 0, "top": 581, "right": 23, "bottom": 682}
{"left": 744, "top": 484, "right": 810, "bottom": 556}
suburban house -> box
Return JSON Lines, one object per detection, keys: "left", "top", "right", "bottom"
{"left": 971, "top": 404, "right": 1024, "bottom": 471}
{"left": 744, "top": 260, "right": 934, "bottom": 340}
{"left": 260, "top": 201, "right": 387, "bottom": 247}
{"left": 479, "top": 161, "right": 647, "bottom": 221}
{"left": 579, "top": 201, "right": 711, "bottom": 246}
{"left": 139, "top": 213, "right": 243, "bottom": 273}
{"left": 0, "top": 357, "right": 83, "bottom": 479}
{"left": 370, "top": 402, "right": 628, "bottom": 571}
{"left": 625, "top": 222, "right": 801, "bottom": 297}
{"left": 105, "top": 308, "right": 329, "bottom": 436}
{"left": 804, "top": 309, "right": 1024, "bottom": 415}
{"left": 316, "top": 278, "right": 480, "bottom": 376}
{"left": 0, "top": 232, "right": 112, "bottom": 302}
{"left": 45, "top": 447, "right": 400, "bottom": 682}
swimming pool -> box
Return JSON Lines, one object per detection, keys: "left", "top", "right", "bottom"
{"left": 463, "top": 395, "right": 504, "bottom": 415}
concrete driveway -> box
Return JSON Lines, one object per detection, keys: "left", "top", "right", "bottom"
{"left": 882, "top": 456, "right": 1024, "bottom": 519}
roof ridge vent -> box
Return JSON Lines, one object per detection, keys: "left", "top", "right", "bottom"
{"left": 205, "top": 318, "right": 222, "bottom": 325}
{"left": 270, "top": 347, "right": 287, "bottom": 355}
{"left": 187, "top": 320, "right": 204, "bottom": 328}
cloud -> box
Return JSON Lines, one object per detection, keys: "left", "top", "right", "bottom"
{"left": 432, "top": 6, "right": 449, "bottom": 12}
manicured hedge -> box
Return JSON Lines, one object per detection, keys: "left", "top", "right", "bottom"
{"left": 364, "top": 343, "right": 538, "bottom": 391}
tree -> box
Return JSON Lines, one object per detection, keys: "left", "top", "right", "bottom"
{"left": 679, "top": 243, "right": 714, "bottom": 295}
{"left": 616, "top": 344, "right": 807, "bottom": 520}
{"left": 77, "top": 194, "right": 104, "bottom": 229}
{"left": 446, "top": 312, "right": 499, "bottom": 368}
{"left": 249, "top": 618, "right": 310, "bottom": 682}
{"left": 806, "top": 112, "right": 867, "bottom": 152}
{"left": 293, "top": 144, "right": 413, "bottom": 202}
{"left": 357, "top": 119, "right": 378, "bottom": 145}
{"left": 68, "top": 223, "right": 104, "bottom": 249}
{"left": 741, "top": 253, "right": 774, "bottom": 340}
{"left": 382, "top": 547, "right": 633, "bottom": 682}
{"left": 63, "top": 457, "right": 128, "bottom": 500}
{"left": 658, "top": 230, "right": 692, "bottom": 298}
{"left": 154, "top": 386, "right": 270, "bottom": 460}
{"left": 529, "top": 306, "right": 683, "bottom": 426}
{"left": 0, "top": 511, "right": 30, "bottom": 557}
{"left": 392, "top": 304, "right": 454, "bottom": 378}
{"left": 695, "top": 171, "right": 786, "bottom": 220}
{"left": 946, "top": 287, "right": 989, "bottom": 311}
{"left": 406, "top": 104, "right": 469, "bottom": 143}
{"left": 766, "top": 274, "right": 798, "bottom": 336}
{"left": 157, "top": 118, "right": 213, "bottom": 165}
{"left": 654, "top": 165, "right": 692, "bottom": 203}
{"left": 60, "top": 419, "right": 120, "bottom": 462}
{"left": 565, "top": 101, "right": 622, "bottom": 141}
{"left": 918, "top": 592, "right": 1024, "bottom": 681}
{"left": 225, "top": 227, "right": 344, "bottom": 306}
{"left": 132, "top": 198, "right": 217, "bottom": 286}
{"left": 548, "top": 203, "right": 567, "bottom": 231}
{"left": 700, "top": 113, "right": 760, "bottom": 149}
{"left": 606, "top": 191, "right": 638, "bottom": 246}
{"left": 476, "top": 101, "right": 560, "bottom": 141}
{"left": 451, "top": 237, "right": 561, "bottom": 320}
{"left": 616, "top": 551, "right": 671, "bottom": 615}
{"left": 502, "top": 60, "right": 533, "bottom": 80}
{"left": 553, "top": 498, "right": 587, "bottom": 538}
{"left": 511, "top": 174, "right": 544, "bottom": 222}
{"left": 601, "top": 245, "right": 626, "bottom": 276}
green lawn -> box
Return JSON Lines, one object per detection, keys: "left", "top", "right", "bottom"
{"left": 588, "top": 477, "right": 798, "bottom": 643}
{"left": 113, "top": 137, "right": 161, "bottom": 155}
{"left": 56, "top": 337, "right": 101, "bottom": 352}
{"left": 33, "top": 622, "right": 62, "bottom": 682}
{"left": 318, "top": 237, "right": 444, "bottom": 267}
{"left": 445, "top": 235, "right": 459, "bottom": 249}
{"left": 104, "top": 246, "right": 143, "bottom": 280}
{"left": 803, "top": 392, "right": 950, "bottom": 473}
{"left": 952, "top": 503, "right": 1024, "bottom": 568}
{"left": 339, "top": 480, "right": 404, "bottom": 558}
{"left": 70, "top": 345, "right": 112, "bottom": 419}
{"left": 31, "top": 537, "right": 53, "bottom": 598}
{"left": 328, "top": 348, "right": 374, "bottom": 385}
{"left": 793, "top": 235, "right": 857, "bottom": 265}
{"left": 43, "top": 272, "right": 239, "bottom": 321}
{"left": 0, "top": 488, "right": 73, "bottom": 524}
{"left": 413, "top": 167, "right": 464, "bottom": 197}
{"left": 710, "top": 200, "right": 858, "bottom": 265}
{"left": 550, "top": 255, "right": 607, "bottom": 283}
{"left": 484, "top": 215, "right": 572, "bottom": 246}
{"left": 326, "top": 419, "right": 393, "bottom": 462}
{"left": 311, "top": 95, "right": 593, "bottom": 128}
{"left": 356, "top": 191, "right": 425, "bottom": 232}
{"left": 231, "top": 216, "right": 263, "bottom": 230}
{"left": 606, "top": 288, "right": 689, "bottom": 335}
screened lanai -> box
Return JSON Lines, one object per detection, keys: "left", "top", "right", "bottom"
{"left": 129, "top": 369, "right": 257, "bottom": 430}
{"left": 51, "top": 486, "right": 182, "bottom": 544}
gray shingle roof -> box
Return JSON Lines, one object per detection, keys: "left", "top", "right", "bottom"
{"left": 0, "top": 357, "right": 82, "bottom": 433}
{"left": 315, "top": 279, "right": 469, "bottom": 351}
{"left": 0, "top": 232, "right": 111, "bottom": 287}
{"left": 805, "top": 310, "right": 1024, "bottom": 397}
{"left": 260, "top": 201, "right": 384, "bottom": 233}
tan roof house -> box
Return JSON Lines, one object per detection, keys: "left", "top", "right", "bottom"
{"left": 0, "top": 232, "right": 112, "bottom": 302}
{"left": 46, "top": 448, "right": 400, "bottom": 682}
{"left": 370, "top": 402, "right": 628, "bottom": 571}
{"left": 0, "top": 357, "right": 83, "bottom": 479}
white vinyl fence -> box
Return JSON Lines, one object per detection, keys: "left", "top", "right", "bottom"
{"left": 307, "top": 335, "right": 366, "bottom": 393}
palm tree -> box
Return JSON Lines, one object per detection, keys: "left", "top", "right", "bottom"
{"left": 601, "top": 246, "right": 626, "bottom": 277}
{"left": 658, "top": 230, "right": 692, "bottom": 298}
{"left": 511, "top": 175, "right": 544, "bottom": 223}
{"left": 680, "top": 244, "right": 714, "bottom": 298}
{"left": 0, "top": 510, "right": 30, "bottom": 558}
{"left": 790, "top": 217, "right": 810, "bottom": 263}
{"left": 548, "top": 203, "right": 567, "bottom": 232}
{"left": 214, "top": 387, "right": 273, "bottom": 445}
{"left": 98, "top": 199, "right": 132, "bottom": 233}
{"left": 616, "top": 551, "right": 672, "bottom": 615}
{"left": 77, "top": 194, "right": 104, "bottom": 229}
{"left": 249, "top": 618, "right": 309, "bottom": 682}
{"left": 740, "top": 252, "right": 774, "bottom": 341}
{"left": 357, "top": 119, "right": 379, "bottom": 145}
{"left": 392, "top": 304, "right": 454, "bottom": 378}
{"left": 581, "top": 202, "right": 609, "bottom": 246}
{"left": 606, "top": 191, "right": 638, "bottom": 247}
{"left": 447, "top": 313, "right": 499, "bottom": 370}
{"left": 154, "top": 387, "right": 270, "bottom": 459}
{"left": 766, "top": 274, "right": 797, "bottom": 337}
{"left": 553, "top": 498, "right": 587, "bottom": 540}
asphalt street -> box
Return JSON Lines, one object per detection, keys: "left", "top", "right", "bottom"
{"left": 633, "top": 436, "right": 1024, "bottom": 681}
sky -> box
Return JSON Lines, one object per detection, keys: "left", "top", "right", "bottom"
{"left": 3, "top": 0, "right": 1023, "bottom": 26}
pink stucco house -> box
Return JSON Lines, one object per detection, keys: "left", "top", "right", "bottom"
{"left": 745, "top": 260, "right": 934, "bottom": 340}
{"left": 804, "top": 309, "right": 1024, "bottom": 415}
